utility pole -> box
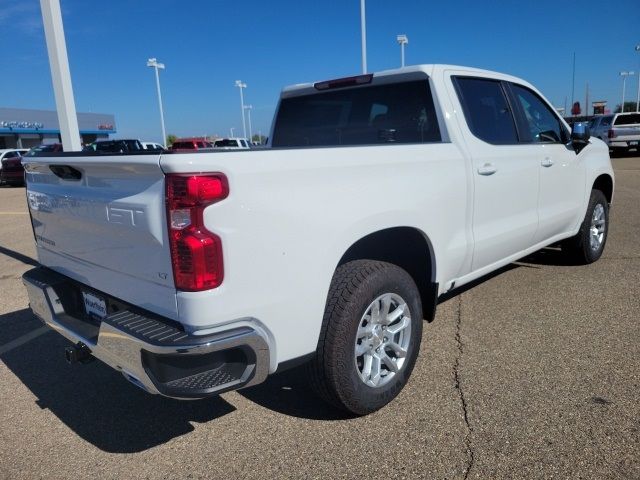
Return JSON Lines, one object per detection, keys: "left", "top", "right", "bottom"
{"left": 147, "top": 58, "right": 166, "bottom": 146}
{"left": 585, "top": 82, "right": 589, "bottom": 117}
{"left": 40, "top": 0, "right": 81, "bottom": 151}
{"left": 397, "top": 34, "right": 408, "bottom": 68}
{"left": 635, "top": 45, "right": 640, "bottom": 112}
{"left": 360, "top": 0, "right": 367, "bottom": 73}
{"left": 244, "top": 105, "right": 253, "bottom": 142}
{"left": 570, "top": 52, "right": 576, "bottom": 117}
{"left": 235, "top": 80, "right": 247, "bottom": 139}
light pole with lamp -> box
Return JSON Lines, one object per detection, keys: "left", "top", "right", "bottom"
{"left": 235, "top": 80, "right": 247, "bottom": 139}
{"left": 620, "top": 71, "right": 635, "bottom": 113}
{"left": 397, "top": 34, "right": 408, "bottom": 68}
{"left": 635, "top": 45, "right": 640, "bottom": 112}
{"left": 244, "top": 105, "right": 253, "bottom": 142}
{"left": 147, "top": 58, "right": 166, "bottom": 146}
{"left": 360, "top": 0, "right": 367, "bottom": 73}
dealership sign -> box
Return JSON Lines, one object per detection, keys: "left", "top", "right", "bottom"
{"left": 0, "top": 120, "right": 45, "bottom": 129}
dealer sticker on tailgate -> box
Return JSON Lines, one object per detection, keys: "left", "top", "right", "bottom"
{"left": 82, "top": 291, "right": 107, "bottom": 319}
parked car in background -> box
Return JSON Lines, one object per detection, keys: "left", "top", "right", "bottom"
{"left": 0, "top": 149, "right": 29, "bottom": 186}
{"left": 213, "top": 138, "right": 251, "bottom": 150}
{"left": 84, "top": 139, "right": 145, "bottom": 153}
{"left": 590, "top": 112, "right": 640, "bottom": 155}
{"left": 143, "top": 142, "right": 166, "bottom": 151}
{"left": 170, "top": 138, "right": 214, "bottom": 152}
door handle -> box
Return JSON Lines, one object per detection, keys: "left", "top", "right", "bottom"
{"left": 541, "top": 157, "right": 554, "bottom": 167}
{"left": 477, "top": 163, "right": 497, "bottom": 176}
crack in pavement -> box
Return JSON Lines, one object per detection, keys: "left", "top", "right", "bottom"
{"left": 454, "top": 294, "right": 475, "bottom": 480}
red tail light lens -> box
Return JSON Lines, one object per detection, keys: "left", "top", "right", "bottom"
{"left": 166, "top": 174, "right": 229, "bottom": 291}
{"left": 608, "top": 129, "right": 615, "bottom": 139}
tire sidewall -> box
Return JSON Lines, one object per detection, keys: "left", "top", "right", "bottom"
{"left": 582, "top": 190, "right": 609, "bottom": 263}
{"left": 334, "top": 265, "right": 422, "bottom": 414}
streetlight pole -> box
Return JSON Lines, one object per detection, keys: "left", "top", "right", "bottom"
{"left": 620, "top": 71, "right": 635, "bottom": 113}
{"left": 635, "top": 45, "right": 640, "bottom": 112}
{"left": 230, "top": 127, "right": 235, "bottom": 138}
{"left": 147, "top": 58, "right": 166, "bottom": 146}
{"left": 397, "top": 34, "right": 408, "bottom": 68}
{"left": 244, "top": 105, "right": 253, "bottom": 143}
{"left": 40, "top": 0, "right": 81, "bottom": 151}
{"left": 235, "top": 80, "right": 247, "bottom": 139}
{"left": 360, "top": 0, "right": 367, "bottom": 73}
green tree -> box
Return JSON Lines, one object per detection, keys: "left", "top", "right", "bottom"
{"left": 251, "top": 134, "right": 267, "bottom": 145}
{"left": 166, "top": 134, "right": 177, "bottom": 146}
{"left": 614, "top": 101, "right": 639, "bottom": 113}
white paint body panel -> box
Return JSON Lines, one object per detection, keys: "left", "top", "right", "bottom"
{"left": 22, "top": 65, "right": 614, "bottom": 372}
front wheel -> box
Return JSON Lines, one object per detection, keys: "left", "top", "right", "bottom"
{"left": 562, "top": 189, "right": 609, "bottom": 264}
{"left": 308, "top": 260, "right": 423, "bottom": 415}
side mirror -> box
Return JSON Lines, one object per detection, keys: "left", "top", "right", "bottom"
{"left": 571, "top": 122, "right": 590, "bottom": 153}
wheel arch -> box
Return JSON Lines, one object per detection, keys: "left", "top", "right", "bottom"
{"left": 593, "top": 174, "right": 613, "bottom": 204}
{"left": 337, "top": 227, "right": 438, "bottom": 321}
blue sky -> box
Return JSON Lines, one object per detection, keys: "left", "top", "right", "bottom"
{"left": 1, "top": 0, "right": 639, "bottom": 143}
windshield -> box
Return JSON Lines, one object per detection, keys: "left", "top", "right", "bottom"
{"left": 25, "top": 144, "right": 59, "bottom": 156}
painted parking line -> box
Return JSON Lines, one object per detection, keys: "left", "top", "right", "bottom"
{"left": 0, "top": 212, "right": 28, "bottom": 215}
{"left": 0, "top": 326, "right": 50, "bottom": 356}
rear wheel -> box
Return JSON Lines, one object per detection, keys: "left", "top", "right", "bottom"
{"left": 308, "top": 260, "right": 423, "bottom": 415}
{"left": 562, "top": 189, "right": 609, "bottom": 264}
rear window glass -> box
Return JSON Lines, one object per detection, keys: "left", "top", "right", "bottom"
{"left": 614, "top": 113, "right": 640, "bottom": 125}
{"left": 214, "top": 139, "right": 240, "bottom": 147}
{"left": 271, "top": 79, "right": 441, "bottom": 147}
{"left": 454, "top": 77, "right": 519, "bottom": 144}
{"left": 172, "top": 142, "right": 195, "bottom": 149}
{"left": 95, "top": 142, "right": 124, "bottom": 152}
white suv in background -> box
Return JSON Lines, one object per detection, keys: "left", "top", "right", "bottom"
{"left": 142, "top": 142, "right": 166, "bottom": 151}
{"left": 213, "top": 138, "right": 251, "bottom": 150}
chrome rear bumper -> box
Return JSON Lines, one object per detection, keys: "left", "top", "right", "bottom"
{"left": 22, "top": 267, "right": 270, "bottom": 398}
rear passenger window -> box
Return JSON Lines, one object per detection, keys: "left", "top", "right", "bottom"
{"left": 272, "top": 79, "right": 441, "bottom": 147}
{"left": 511, "top": 84, "right": 566, "bottom": 143}
{"left": 454, "top": 77, "right": 518, "bottom": 144}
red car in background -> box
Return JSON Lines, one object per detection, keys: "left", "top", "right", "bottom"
{"left": 0, "top": 148, "right": 29, "bottom": 186}
{"left": 170, "top": 138, "right": 214, "bottom": 152}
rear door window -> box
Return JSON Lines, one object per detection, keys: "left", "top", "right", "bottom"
{"left": 272, "top": 79, "right": 441, "bottom": 147}
{"left": 454, "top": 77, "right": 519, "bottom": 144}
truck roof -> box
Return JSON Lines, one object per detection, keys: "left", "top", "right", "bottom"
{"left": 281, "top": 64, "right": 534, "bottom": 98}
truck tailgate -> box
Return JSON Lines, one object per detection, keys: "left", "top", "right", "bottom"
{"left": 23, "top": 154, "right": 178, "bottom": 320}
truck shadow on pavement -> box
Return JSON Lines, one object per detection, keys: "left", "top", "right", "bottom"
{"left": 0, "top": 248, "right": 561, "bottom": 451}
{"left": 0, "top": 308, "right": 236, "bottom": 453}
{"left": 0, "top": 245, "right": 39, "bottom": 268}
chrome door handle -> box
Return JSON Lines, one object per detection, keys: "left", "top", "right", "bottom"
{"left": 477, "top": 163, "right": 497, "bottom": 176}
{"left": 541, "top": 157, "right": 554, "bottom": 167}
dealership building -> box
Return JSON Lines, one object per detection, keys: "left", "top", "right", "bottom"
{"left": 0, "top": 107, "right": 116, "bottom": 149}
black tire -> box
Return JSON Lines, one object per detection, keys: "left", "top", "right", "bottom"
{"left": 609, "top": 147, "right": 627, "bottom": 158}
{"left": 562, "top": 189, "right": 609, "bottom": 264}
{"left": 308, "top": 260, "right": 423, "bottom": 415}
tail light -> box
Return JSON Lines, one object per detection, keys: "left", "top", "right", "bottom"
{"left": 608, "top": 129, "right": 615, "bottom": 139}
{"left": 165, "top": 173, "right": 229, "bottom": 291}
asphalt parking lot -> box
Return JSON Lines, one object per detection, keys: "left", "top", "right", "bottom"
{"left": 0, "top": 156, "right": 638, "bottom": 479}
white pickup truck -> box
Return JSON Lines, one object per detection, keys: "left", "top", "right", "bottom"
{"left": 590, "top": 112, "right": 640, "bottom": 154}
{"left": 22, "top": 65, "right": 614, "bottom": 415}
